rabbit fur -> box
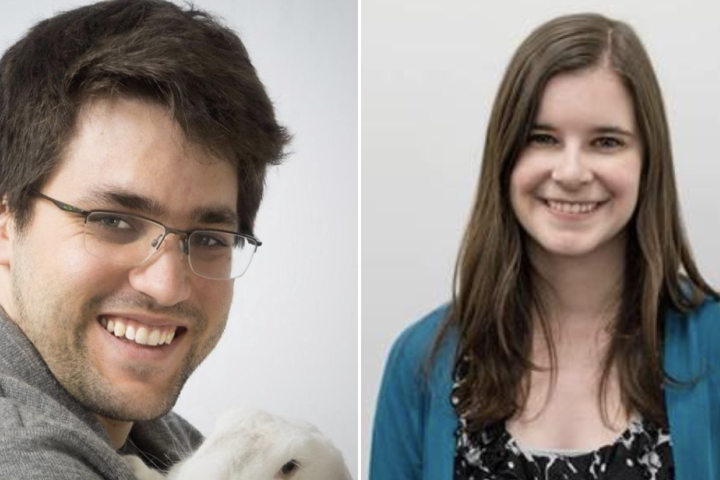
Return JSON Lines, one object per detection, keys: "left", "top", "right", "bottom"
{"left": 125, "top": 406, "right": 352, "bottom": 480}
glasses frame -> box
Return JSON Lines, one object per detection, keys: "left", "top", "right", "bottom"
{"left": 30, "top": 190, "right": 261, "bottom": 280}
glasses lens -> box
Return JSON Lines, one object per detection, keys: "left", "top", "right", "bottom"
{"left": 84, "top": 212, "right": 164, "bottom": 265}
{"left": 187, "top": 231, "right": 258, "bottom": 280}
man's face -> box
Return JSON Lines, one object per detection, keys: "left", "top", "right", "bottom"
{"left": 4, "top": 96, "right": 238, "bottom": 421}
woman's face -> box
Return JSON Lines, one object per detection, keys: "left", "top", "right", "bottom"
{"left": 509, "top": 67, "right": 642, "bottom": 261}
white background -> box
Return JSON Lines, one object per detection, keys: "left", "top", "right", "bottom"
{"left": 362, "top": 0, "right": 720, "bottom": 477}
{"left": 0, "top": 0, "right": 358, "bottom": 477}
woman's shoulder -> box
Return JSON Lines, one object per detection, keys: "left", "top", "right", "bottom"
{"left": 664, "top": 296, "right": 720, "bottom": 397}
{"left": 379, "top": 304, "right": 456, "bottom": 403}
{"left": 666, "top": 296, "right": 720, "bottom": 366}
{"left": 388, "top": 304, "right": 454, "bottom": 367}
{"left": 694, "top": 297, "right": 720, "bottom": 318}
{"left": 688, "top": 297, "right": 720, "bottom": 341}
{"left": 668, "top": 296, "right": 720, "bottom": 332}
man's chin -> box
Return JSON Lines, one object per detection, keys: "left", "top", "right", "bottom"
{"left": 86, "top": 392, "right": 178, "bottom": 422}
{"left": 70, "top": 377, "right": 184, "bottom": 422}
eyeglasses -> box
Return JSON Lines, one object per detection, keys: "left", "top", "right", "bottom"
{"left": 30, "top": 191, "right": 261, "bottom": 280}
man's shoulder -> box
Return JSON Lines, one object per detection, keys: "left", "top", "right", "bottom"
{"left": 0, "top": 372, "right": 85, "bottom": 429}
{"left": 0, "top": 373, "right": 202, "bottom": 479}
{"left": 0, "top": 374, "right": 125, "bottom": 479}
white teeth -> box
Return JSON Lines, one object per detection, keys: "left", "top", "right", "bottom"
{"left": 547, "top": 200, "right": 599, "bottom": 214}
{"left": 100, "top": 316, "right": 178, "bottom": 347}
{"left": 114, "top": 322, "right": 126, "bottom": 338}
{"left": 135, "top": 327, "right": 148, "bottom": 345}
{"left": 148, "top": 329, "right": 161, "bottom": 347}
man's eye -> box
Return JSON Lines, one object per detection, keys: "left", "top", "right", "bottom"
{"left": 527, "top": 133, "right": 558, "bottom": 146}
{"left": 192, "top": 233, "right": 229, "bottom": 248}
{"left": 593, "top": 136, "right": 624, "bottom": 149}
{"left": 91, "top": 215, "right": 133, "bottom": 230}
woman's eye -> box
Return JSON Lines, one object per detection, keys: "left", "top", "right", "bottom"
{"left": 527, "top": 133, "right": 558, "bottom": 146}
{"left": 593, "top": 136, "right": 624, "bottom": 149}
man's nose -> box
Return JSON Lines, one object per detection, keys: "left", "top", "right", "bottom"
{"left": 127, "top": 235, "right": 192, "bottom": 307}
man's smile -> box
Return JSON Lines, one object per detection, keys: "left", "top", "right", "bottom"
{"left": 99, "top": 315, "right": 186, "bottom": 347}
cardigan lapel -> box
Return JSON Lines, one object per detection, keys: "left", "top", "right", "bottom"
{"left": 664, "top": 308, "right": 714, "bottom": 480}
{"left": 427, "top": 327, "right": 458, "bottom": 480}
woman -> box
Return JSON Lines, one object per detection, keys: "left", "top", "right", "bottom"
{"left": 370, "top": 13, "right": 719, "bottom": 480}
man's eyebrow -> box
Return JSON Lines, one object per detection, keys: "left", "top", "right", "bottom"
{"left": 189, "top": 205, "right": 239, "bottom": 230}
{"left": 79, "top": 188, "right": 166, "bottom": 217}
{"left": 80, "top": 187, "right": 239, "bottom": 229}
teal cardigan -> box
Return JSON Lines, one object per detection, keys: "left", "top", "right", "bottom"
{"left": 370, "top": 301, "right": 720, "bottom": 480}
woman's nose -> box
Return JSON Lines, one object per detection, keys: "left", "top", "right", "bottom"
{"left": 551, "top": 146, "right": 593, "bottom": 189}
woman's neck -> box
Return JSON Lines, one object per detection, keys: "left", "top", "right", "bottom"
{"left": 514, "top": 236, "right": 631, "bottom": 439}
{"left": 528, "top": 236, "right": 625, "bottom": 326}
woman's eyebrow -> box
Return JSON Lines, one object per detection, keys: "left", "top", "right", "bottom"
{"left": 591, "top": 125, "right": 636, "bottom": 137}
{"left": 531, "top": 123, "right": 636, "bottom": 137}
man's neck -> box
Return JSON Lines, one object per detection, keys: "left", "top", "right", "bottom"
{"left": 94, "top": 414, "right": 133, "bottom": 450}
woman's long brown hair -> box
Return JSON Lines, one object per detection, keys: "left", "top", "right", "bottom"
{"left": 433, "top": 13, "right": 718, "bottom": 433}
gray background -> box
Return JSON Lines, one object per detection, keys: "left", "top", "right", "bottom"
{"left": 0, "top": 0, "right": 358, "bottom": 477}
{"left": 362, "top": 0, "right": 720, "bottom": 478}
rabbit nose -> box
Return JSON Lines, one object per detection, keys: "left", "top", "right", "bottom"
{"left": 279, "top": 460, "right": 299, "bottom": 476}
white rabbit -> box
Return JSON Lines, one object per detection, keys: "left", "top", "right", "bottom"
{"left": 125, "top": 406, "right": 353, "bottom": 480}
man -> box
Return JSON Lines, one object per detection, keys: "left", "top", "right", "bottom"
{"left": 0, "top": 0, "right": 289, "bottom": 478}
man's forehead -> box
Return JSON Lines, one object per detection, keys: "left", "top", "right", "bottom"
{"left": 45, "top": 97, "right": 240, "bottom": 227}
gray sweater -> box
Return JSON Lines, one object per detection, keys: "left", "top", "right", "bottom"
{"left": 0, "top": 311, "right": 204, "bottom": 479}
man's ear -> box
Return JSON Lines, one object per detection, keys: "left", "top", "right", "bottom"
{"left": 0, "top": 196, "right": 16, "bottom": 267}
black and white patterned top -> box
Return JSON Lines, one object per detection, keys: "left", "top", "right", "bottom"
{"left": 451, "top": 363, "right": 674, "bottom": 480}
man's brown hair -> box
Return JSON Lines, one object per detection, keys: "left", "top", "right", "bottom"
{"left": 0, "top": 0, "right": 290, "bottom": 234}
